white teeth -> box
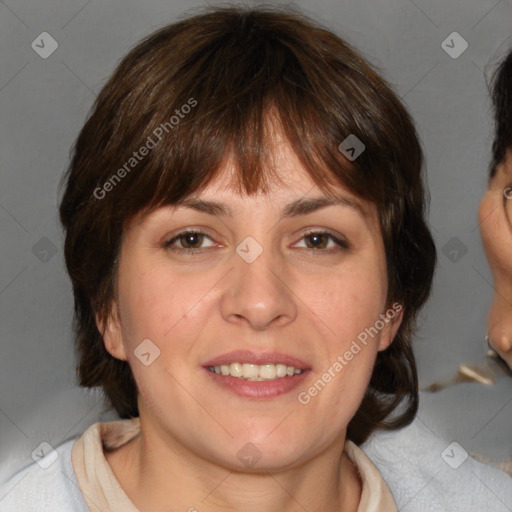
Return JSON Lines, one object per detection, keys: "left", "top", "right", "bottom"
{"left": 276, "top": 364, "right": 287, "bottom": 378}
{"left": 229, "top": 363, "right": 243, "bottom": 377}
{"left": 259, "top": 364, "right": 276, "bottom": 379}
{"left": 242, "top": 363, "right": 259, "bottom": 379}
{"left": 208, "top": 362, "right": 305, "bottom": 380}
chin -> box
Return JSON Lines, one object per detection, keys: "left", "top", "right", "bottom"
{"left": 228, "top": 446, "right": 309, "bottom": 473}
{"left": 209, "top": 433, "right": 311, "bottom": 472}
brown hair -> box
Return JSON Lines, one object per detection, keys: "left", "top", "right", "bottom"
{"left": 58, "top": 5, "right": 436, "bottom": 445}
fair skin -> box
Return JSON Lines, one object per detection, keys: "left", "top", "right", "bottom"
{"left": 98, "top": 135, "right": 403, "bottom": 512}
{"left": 479, "top": 148, "right": 512, "bottom": 368}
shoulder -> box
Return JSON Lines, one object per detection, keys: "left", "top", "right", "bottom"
{"left": 0, "top": 437, "right": 89, "bottom": 512}
{"left": 361, "top": 413, "right": 512, "bottom": 512}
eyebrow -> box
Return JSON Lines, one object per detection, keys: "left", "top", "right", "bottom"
{"left": 176, "top": 195, "right": 367, "bottom": 219}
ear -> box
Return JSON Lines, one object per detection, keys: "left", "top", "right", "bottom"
{"left": 377, "top": 303, "right": 404, "bottom": 352}
{"left": 95, "top": 301, "right": 128, "bottom": 361}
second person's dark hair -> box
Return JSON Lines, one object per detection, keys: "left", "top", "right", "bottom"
{"left": 490, "top": 48, "right": 512, "bottom": 177}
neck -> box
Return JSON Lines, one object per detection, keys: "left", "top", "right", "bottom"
{"left": 106, "top": 418, "right": 362, "bottom": 512}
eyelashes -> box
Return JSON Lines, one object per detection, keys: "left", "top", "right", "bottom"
{"left": 294, "top": 230, "right": 349, "bottom": 251}
{"left": 163, "top": 229, "right": 350, "bottom": 255}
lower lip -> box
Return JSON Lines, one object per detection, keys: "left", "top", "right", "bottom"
{"left": 203, "top": 368, "right": 310, "bottom": 399}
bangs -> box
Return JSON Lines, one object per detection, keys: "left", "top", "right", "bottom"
{"left": 127, "top": 96, "right": 356, "bottom": 227}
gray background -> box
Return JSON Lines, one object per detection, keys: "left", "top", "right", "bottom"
{"left": 1, "top": 0, "right": 512, "bottom": 483}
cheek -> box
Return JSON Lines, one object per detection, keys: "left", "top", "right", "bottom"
{"left": 117, "top": 263, "right": 188, "bottom": 344}
{"left": 117, "top": 271, "right": 160, "bottom": 341}
{"left": 479, "top": 193, "right": 512, "bottom": 271}
{"left": 478, "top": 193, "right": 495, "bottom": 237}
{"left": 305, "top": 259, "right": 387, "bottom": 338}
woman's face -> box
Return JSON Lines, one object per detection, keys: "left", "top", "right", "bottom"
{"left": 100, "top": 138, "right": 402, "bottom": 471}
{"left": 479, "top": 148, "right": 512, "bottom": 368}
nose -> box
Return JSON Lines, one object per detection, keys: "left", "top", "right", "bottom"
{"left": 493, "top": 333, "right": 512, "bottom": 356}
{"left": 220, "top": 246, "right": 297, "bottom": 331}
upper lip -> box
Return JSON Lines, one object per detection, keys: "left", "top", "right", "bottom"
{"left": 202, "top": 350, "right": 311, "bottom": 370}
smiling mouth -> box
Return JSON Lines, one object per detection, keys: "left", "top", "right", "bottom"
{"left": 207, "top": 362, "right": 306, "bottom": 381}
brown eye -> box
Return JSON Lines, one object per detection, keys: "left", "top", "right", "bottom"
{"left": 179, "top": 232, "right": 204, "bottom": 249}
{"left": 164, "top": 230, "right": 214, "bottom": 252}
{"left": 304, "top": 232, "right": 329, "bottom": 249}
